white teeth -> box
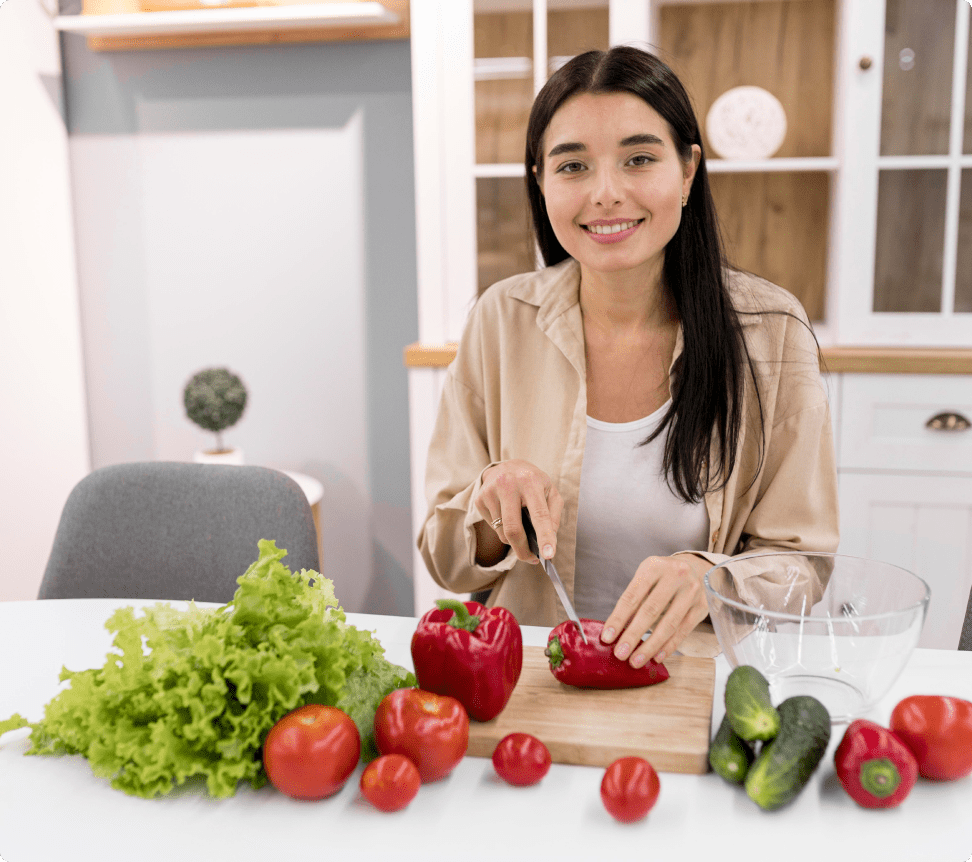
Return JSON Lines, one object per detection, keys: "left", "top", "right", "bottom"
{"left": 585, "top": 220, "right": 640, "bottom": 235}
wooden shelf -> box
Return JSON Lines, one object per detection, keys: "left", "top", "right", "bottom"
{"left": 54, "top": 0, "right": 408, "bottom": 50}
{"left": 404, "top": 341, "right": 972, "bottom": 375}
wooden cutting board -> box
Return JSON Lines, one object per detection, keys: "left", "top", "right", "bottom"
{"left": 466, "top": 646, "right": 716, "bottom": 774}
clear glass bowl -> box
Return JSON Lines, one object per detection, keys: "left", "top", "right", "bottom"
{"left": 704, "top": 552, "right": 930, "bottom": 724}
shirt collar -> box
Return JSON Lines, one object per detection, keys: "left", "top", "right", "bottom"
{"left": 507, "top": 258, "right": 762, "bottom": 374}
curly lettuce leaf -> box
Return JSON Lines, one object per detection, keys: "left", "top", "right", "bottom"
{"left": 0, "top": 714, "right": 29, "bottom": 737}
{"left": 6, "top": 540, "right": 415, "bottom": 799}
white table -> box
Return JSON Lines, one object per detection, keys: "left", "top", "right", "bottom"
{"left": 1, "top": 599, "right": 971, "bottom": 862}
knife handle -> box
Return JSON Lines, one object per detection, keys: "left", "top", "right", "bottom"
{"left": 521, "top": 506, "right": 541, "bottom": 559}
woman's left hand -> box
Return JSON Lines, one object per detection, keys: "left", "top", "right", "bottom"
{"left": 600, "top": 555, "right": 711, "bottom": 666}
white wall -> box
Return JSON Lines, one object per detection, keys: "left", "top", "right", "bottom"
{"left": 96, "top": 116, "right": 374, "bottom": 610}
{"left": 0, "top": 0, "right": 90, "bottom": 600}
{"left": 60, "top": 36, "right": 419, "bottom": 615}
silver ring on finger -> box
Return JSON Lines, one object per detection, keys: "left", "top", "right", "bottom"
{"left": 491, "top": 517, "right": 503, "bottom": 530}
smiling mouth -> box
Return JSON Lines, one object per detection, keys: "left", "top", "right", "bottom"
{"left": 582, "top": 219, "right": 644, "bottom": 235}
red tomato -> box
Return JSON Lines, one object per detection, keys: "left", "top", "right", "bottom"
{"left": 492, "top": 733, "right": 552, "bottom": 787}
{"left": 373, "top": 688, "right": 469, "bottom": 783}
{"left": 360, "top": 754, "right": 421, "bottom": 812}
{"left": 889, "top": 695, "right": 972, "bottom": 781}
{"left": 263, "top": 705, "right": 360, "bottom": 800}
{"left": 600, "top": 756, "right": 661, "bottom": 824}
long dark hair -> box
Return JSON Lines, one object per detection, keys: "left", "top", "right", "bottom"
{"left": 525, "top": 47, "right": 756, "bottom": 504}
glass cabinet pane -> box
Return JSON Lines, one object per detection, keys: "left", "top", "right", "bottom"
{"left": 475, "top": 3, "right": 533, "bottom": 165}
{"left": 659, "top": 0, "right": 835, "bottom": 159}
{"left": 873, "top": 170, "right": 948, "bottom": 312}
{"left": 880, "top": 0, "right": 955, "bottom": 157}
{"left": 965, "top": 13, "right": 972, "bottom": 155}
{"left": 548, "top": 3, "right": 608, "bottom": 73}
{"left": 957, "top": 170, "right": 972, "bottom": 313}
{"left": 477, "top": 177, "right": 534, "bottom": 294}
{"left": 710, "top": 173, "right": 830, "bottom": 322}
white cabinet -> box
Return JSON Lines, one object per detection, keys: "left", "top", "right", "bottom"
{"left": 837, "top": 374, "right": 972, "bottom": 649}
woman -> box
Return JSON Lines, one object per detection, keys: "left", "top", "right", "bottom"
{"left": 418, "top": 46, "right": 838, "bottom": 667}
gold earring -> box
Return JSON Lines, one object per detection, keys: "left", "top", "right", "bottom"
{"left": 682, "top": 194, "right": 688, "bottom": 207}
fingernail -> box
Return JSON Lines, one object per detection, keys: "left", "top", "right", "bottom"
{"left": 542, "top": 544, "right": 554, "bottom": 559}
{"left": 615, "top": 642, "right": 630, "bottom": 659}
{"left": 630, "top": 653, "right": 646, "bottom": 668}
{"left": 655, "top": 651, "right": 667, "bottom": 663}
{"left": 601, "top": 626, "right": 616, "bottom": 643}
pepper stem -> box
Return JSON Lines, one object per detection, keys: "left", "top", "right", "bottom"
{"left": 436, "top": 599, "right": 480, "bottom": 632}
{"left": 544, "top": 636, "right": 564, "bottom": 669}
{"left": 858, "top": 757, "right": 902, "bottom": 799}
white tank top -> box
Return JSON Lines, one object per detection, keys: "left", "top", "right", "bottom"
{"left": 573, "top": 401, "right": 710, "bottom": 621}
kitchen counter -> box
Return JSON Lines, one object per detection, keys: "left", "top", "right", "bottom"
{"left": 1, "top": 598, "right": 971, "bottom": 862}
{"left": 403, "top": 342, "right": 972, "bottom": 374}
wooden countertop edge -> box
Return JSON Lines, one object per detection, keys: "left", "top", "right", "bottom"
{"left": 404, "top": 342, "right": 972, "bottom": 374}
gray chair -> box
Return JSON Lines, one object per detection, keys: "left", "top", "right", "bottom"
{"left": 38, "top": 462, "right": 321, "bottom": 603}
{"left": 960, "top": 586, "right": 972, "bottom": 651}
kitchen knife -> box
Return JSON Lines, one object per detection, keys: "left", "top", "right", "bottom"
{"left": 521, "top": 507, "right": 588, "bottom": 644}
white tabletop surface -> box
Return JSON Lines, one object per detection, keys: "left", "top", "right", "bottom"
{"left": 1, "top": 599, "right": 971, "bottom": 862}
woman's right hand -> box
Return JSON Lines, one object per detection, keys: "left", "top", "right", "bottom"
{"left": 473, "top": 460, "right": 563, "bottom": 565}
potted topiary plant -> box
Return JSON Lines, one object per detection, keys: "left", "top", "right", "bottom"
{"left": 184, "top": 367, "right": 248, "bottom": 465}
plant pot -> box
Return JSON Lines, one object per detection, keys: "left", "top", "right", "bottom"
{"left": 193, "top": 447, "right": 244, "bottom": 466}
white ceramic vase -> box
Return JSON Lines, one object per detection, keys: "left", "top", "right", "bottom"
{"left": 193, "top": 447, "right": 244, "bottom": 466}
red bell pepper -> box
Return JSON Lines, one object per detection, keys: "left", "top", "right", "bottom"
{"left": 833, "top": 719, "right": 918, "bottom": 809}
{"left": 410, "top": 599, "right": 523, "bottom": 721}
{"left": 545, "top": 619, "right": 669, "bottom": 689}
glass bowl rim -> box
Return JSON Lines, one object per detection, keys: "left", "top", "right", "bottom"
{"left": 703, "top": 551, "right": 931, "bottom": 624}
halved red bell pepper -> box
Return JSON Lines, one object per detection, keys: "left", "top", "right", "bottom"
{"left": 833, "top": 719, "right": 918, "bottom": 809}
{"left": 545, "top": 619, "right": 669, "bottom": 689}
{"left": 410, "top": 599, "right": 523, "bottom": 721}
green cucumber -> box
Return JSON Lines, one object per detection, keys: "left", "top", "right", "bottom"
{"left": 744, "top": 695, "right": 831, "bottom": 811}
{"left": 725, "top": 665, "right": 780, "bottom": 741}
{"left": 708, "top": 713, "right": 756, "bottom": 783}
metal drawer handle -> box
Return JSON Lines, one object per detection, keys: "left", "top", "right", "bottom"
{"left": 925, "top": 411, "right": 971, "bottom": 431}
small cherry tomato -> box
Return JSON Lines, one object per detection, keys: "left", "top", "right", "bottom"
{"left": 889, "top": 695, "right": 972, "bottom": 781}
{"left": 600, "top": 756, "right": 660, "bottom": 824}
{"left": 360, "top": 754, "right": 421, "bottom": 812}
{"left": 263, "top": 704, "right": 360, "bottom": 800}
{"left": 491, "top": 733, "right": 552, "bottom": 787}
{"left": 374, "top": 688, "right": 469, "bottom": 783}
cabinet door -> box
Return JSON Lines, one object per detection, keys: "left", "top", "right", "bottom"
{"left": 836, "top": 0, "right": 972, "bottom": 345}
{"left": 839, "top": 472, "right": 972, "bottom": 650}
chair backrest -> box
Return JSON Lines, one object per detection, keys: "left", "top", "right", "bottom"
{"left": 38, "top": 462, "right": 321, "bottom": 603}
{"left": 960, "top": 584, "right": 972, "bottom": 651}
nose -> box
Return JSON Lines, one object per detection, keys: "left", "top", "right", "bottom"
{"left": 591, "top": 167, "right": 622, "bottom": 207}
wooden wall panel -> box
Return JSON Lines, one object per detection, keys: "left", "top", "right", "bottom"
{"left": 475, "top": 11, "right": 532, "bottom": 164}
{"left": 658, "top": 0, "right": 835, "bottom": 159}
{"left": 477, "top": 176, "right": 535, "bottom": 293}
{"left": 710, "top": 171, "right": 829, "bottom": 321}
{"left": 548, "top": 8, "right": 609, "bottom": 60}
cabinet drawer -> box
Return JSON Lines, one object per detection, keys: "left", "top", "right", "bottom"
{"left": 839, "top": 374, "right": 972, "bottom": 474}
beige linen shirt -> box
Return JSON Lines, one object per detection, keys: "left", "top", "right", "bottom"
{"left": 418, "top": 258, "right": 839, "bottom": 627}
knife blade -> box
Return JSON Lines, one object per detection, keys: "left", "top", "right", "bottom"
{"left": 521, "top": 507, "right": 588, "bottom": 644}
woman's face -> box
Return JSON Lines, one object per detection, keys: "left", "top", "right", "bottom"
{"left": 536, "top": 91, "right": 700, "bottom": 282}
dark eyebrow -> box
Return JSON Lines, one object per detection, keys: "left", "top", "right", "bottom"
{"left": 547, "top": 141, "right": 586, "bottom": 158}
{"left": 620, "top": 133, "right": 665, "bottom": 147}
{"left": 547, "top": 133, "right": 665, "bottom": 159}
